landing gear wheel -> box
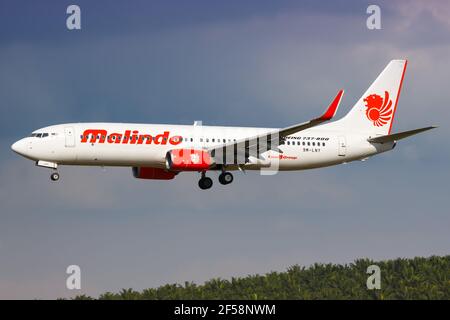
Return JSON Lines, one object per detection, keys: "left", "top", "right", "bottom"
{"left": 219, "top": 172, "right": 233, "bottom": 185}
{"left": 50, "top": 172, "right": 60, "bottom": 181}
{"left": 198, "top": 177, "right": 213, "bottom": 190}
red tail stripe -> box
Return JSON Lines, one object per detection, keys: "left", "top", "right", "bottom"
{"left": 388, "top": 60, "right": 408, "bottom": 134}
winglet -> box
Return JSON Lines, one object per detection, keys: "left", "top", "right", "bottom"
{"left": 319, "top": 89, "right": 344, "bottom": 121}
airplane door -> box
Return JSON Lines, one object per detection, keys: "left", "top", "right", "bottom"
{"left": 65, "top": 126, "right": 76, "bottom": 147}
{"left": 338, "top": 136, "right": 346, "bottom": 156}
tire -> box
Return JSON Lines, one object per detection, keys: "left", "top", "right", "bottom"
{"left": 50, "top": 172, "right": 60, "bottom": 181}
{"left": 219, "top": 172, "right": 233, "bottom": 185}
{"left": 198, "top": 177, "right": 213, "bottom": 190}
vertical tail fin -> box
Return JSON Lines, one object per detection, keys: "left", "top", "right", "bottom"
{"left": 337, "top": 60, "right": 407, "bottom": 135}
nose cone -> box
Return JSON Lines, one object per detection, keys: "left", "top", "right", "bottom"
{"left": 11, "top": 139, "right": 26, "bottom": 156}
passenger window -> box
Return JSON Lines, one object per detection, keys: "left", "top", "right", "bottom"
{"left": 307, "top": 142, "right": 310, "bottom": 146}
{"left": 323, "top": 142, "right": 325, "bottom": 146}
{"left": 312, "top": 142, "right": 315, "bottom": 146}
{"left": 297, "top": 141, "right": 300, "bottom": 145}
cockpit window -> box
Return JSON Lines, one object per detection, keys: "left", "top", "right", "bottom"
{"left": 30, "top": 133, "right": 51, "bottom": 138}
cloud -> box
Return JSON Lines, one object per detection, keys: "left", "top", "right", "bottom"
{"left": 1, "top": 2, "right": 449, "bottom": 137}
{"left": 0, "top": 1, "right": 449, "bottom": 298}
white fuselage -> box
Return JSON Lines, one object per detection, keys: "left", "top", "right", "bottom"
{"left": 11, "top": 122, "right": 394, "bottom": 171}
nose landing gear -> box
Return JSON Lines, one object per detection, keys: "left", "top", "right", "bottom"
{"left": 50, "top": 172, "right": 60, "bottom": 181}
{"left": 35, "top": 161, "right": 60, "bottom": 182}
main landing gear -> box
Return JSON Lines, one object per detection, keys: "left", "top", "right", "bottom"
{"left": 198, "top": 171, "right": 234, "bottom": 190}
{"left": 198, "top": 172, "right": 213, "bottom": 190}
{"left": 218, "top": 171, "right": 233, "bottom": 185}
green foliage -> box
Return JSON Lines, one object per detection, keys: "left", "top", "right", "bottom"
{"left": 73, "top": 255, "right": 450, "bottom": 300}
{"left": 71, "top": 294, "right": 94, "bottom": 300}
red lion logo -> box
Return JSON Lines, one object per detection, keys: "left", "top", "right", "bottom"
{"left": 363, "top": 91, "right": 393, "bottom": 127}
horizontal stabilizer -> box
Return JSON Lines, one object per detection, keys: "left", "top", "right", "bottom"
{"left": 368, "top": 126, "right": 437, "bottom": 143}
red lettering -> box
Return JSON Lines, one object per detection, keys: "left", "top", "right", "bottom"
{"left": 130, "top": 130, "right": 139, "bottom": 144}
{"left": 154, "top": 131, "right": 169, "bottom": 145}
{"left": 169, "top": 135, "right": 182, "bottom": 145}
{"left": 108, "top": 133, "right": 122, "bottom": 144}
{"left": 80, "top": 129, "right": 182, "bottom": 146}
{"left": 137, "top": 134, "right": 153, "bottom": 145}
{"left": 81, "top": 129, "right": 107, "bottom": 143}
{"left": 122, "top": 130, "right": 131, "bottom": 144}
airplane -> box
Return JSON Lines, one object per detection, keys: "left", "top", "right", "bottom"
{"left": 11, "top": 59, "right": 436, "bottom": 190}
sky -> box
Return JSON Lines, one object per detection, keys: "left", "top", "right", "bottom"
{"left": 0, "top": 0, "right": 449, "bottom": 299}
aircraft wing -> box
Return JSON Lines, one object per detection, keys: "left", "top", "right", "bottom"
{"left": 208, "top": 90, "right": 344, "bottom": 164}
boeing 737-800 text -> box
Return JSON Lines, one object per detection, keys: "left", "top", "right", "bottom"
{"left": 11, "top": 60, "right": 436, "bottom": 189}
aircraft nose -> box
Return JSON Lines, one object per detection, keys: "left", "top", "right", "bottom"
{"left": 11, "top": 139, "right": 26, "bottom": 155}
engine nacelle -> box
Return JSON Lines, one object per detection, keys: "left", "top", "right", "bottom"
{"left": 132, "top": 167, "right": 175, "bottom": 180}
{"left": 165, "top": 149, "right": 212, "bottom": 171}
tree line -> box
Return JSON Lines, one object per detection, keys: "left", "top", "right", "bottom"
{"left": 72, "top": 255, "right": 449, "bottom": 300}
